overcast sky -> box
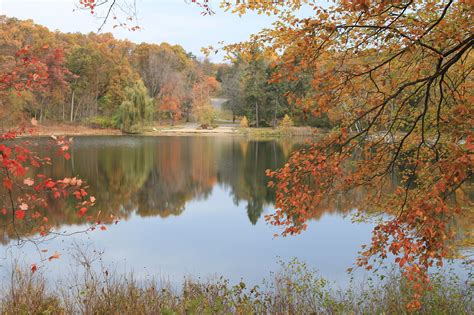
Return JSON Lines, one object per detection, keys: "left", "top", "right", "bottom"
{"left": 0, "top": 0, "right": 286, "bottom": 62}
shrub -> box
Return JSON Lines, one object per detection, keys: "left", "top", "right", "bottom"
{"left": 85, "top": 116, "right": 118, "bottom": 129}
{"left": 279, "top": 114, "right": 294, "bottom": 128}
{"left": 194, "top": 103, "right": 217, "bottom": 127}
{"left": 240, "top": 116, "right": 249, "bottom": 128}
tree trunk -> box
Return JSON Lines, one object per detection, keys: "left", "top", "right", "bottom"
{"left": 273, "top": 100, "right": 278, "bottom": 128}
{"left": 170, "top": 111, "right": 174, "bottom": 126}
{"left": 185, "top": 107, "right": 190, "bottom": 122}
{"left": 74, "top": 99, "right": 82, "bottom": 121}
{"left": 255, "top": 101, "right": 259, "bottom": 128}
{"left": 39, "top": 97, "right": 46, "bottom": 123}
{"left": 70, "top": 90, "right": 75, "bottom": 122}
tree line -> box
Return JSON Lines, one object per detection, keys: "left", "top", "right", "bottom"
{"left": 0, "top": 16, "right": 333, "bottom": 131}
{"left": 0, "top": 16, "right": 222, "bottom": 131}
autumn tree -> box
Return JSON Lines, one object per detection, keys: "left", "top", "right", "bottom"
{"left": 214, "top": 0, "right": 473, "bottom": 309}
{"left": 33, "top": 47, "right": 71, "bottom": 122}
{"left": 192, "top": 76, "right": 219, "bottom": 127}
{"left": 0, "top": 46, "right": 103, "bottom": 264}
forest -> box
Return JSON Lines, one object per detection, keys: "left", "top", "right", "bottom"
{"left": 0, "top": 0, "right": 472, "bottom": 313}
{"left": 0, "top": 16, "right": 330, "bottom": 132}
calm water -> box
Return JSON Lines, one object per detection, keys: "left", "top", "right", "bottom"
{"left": 0, "top": 136, "right": 470, "bottom": 286}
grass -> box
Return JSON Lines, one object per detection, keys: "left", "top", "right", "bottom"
{"left": 1, "top": 257, "right": 472, "bottom": 314}
{"left": 239, "top": 126, "right": 320, "bottom": 138}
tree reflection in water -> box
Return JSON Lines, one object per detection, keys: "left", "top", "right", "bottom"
{"left": 1, "top": 136, "right": 471, "bottom": 246}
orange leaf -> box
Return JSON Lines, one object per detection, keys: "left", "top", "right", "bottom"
{"left": 48, "top": 252, "right": 60, "bottom": 261}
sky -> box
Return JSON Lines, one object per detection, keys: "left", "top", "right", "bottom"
{"left": 0, "top": 0, "right": 283, "bottom": 62}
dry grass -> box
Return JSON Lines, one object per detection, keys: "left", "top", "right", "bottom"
{"left": 1, "top": 255, "right": 472, "bottom": 314}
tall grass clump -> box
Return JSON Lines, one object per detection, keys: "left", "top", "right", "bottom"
{"left": 0, "top": 255, "right": 472, "bottom": 314}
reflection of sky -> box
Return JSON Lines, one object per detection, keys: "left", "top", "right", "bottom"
{"left": 1, "top": 184, "right": 469, "bottom": 288}
{"left": 1, "top": 183, "right": 372, "bottom": 286}
{"left": 0, "top": 136, "right": 470, "bottom": 288}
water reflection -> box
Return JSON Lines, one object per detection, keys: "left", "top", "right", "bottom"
{"left": 1, "top": 136, "right": 299, "bottom": 243}
{"left": 79, "top": 137, "right": 287, "bottom": 221}
{"left": 2, "top": 136, "right": 472, "bottom": 245}
{"left": 0, "top": 136, "right": 471, "bottom": 286}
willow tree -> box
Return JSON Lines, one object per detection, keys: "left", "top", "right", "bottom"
{"left": 117, "top": 80, "right": 153, "bottom": 133}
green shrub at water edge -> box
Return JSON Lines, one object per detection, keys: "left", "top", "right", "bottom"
{"left": 85, "top": 116, "right": 118, "bottom": 129}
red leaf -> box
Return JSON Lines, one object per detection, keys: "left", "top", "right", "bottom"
{"left": 3, "top": 178, "right": 13, "bottom": 191}
{"left": 78, "top": 207, "right": 88, "bottom": 217}
{"left": 15, "top": 210, "right": 25, "bottom": 220}
{"left": 45, "top": 181, "right": 56, "bottom": 188}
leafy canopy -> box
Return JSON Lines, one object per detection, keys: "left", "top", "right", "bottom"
{"left": 215, "top": 0, "right": 473, "bottom": 310}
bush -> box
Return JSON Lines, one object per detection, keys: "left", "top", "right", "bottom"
{"left": 279, "top": 114, "right": 294, "bottom": 129}
{"left": 240, "top": 116, "right": 249, "bottom": 128}
{"left": 85, "top": 116, "right": 118, "bottom": 129}
{"left": 194, "top": 103, "right": 217, "bottom": 126}
{"left": 278, "top": 114, "right": 294, "bottom": 135}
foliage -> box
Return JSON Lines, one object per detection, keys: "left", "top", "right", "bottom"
{"left": 0, "top": 42, "right": 113, "bottom": 279}
{"left": 279, "top": 114, "right": 294, "bottom": 132}
{"left": 0, "top": 16, "right": 222, "bottom": 127}
{"left": 195, "top": 102, "right": 217, "bottom": 128}
{"left": 239, "top": 116, "right": 249, "bottom": 128}
{"left": 116, "top": 80, "right": 153, "bottom": 132}
{"left": 0, "top": 129, "right": 99, "bottom": 245}
{"left": 220, "top": 0, "right": 473, "bottom": 309}
{"left": 85, "top": 115, "right": 118, "bottom": 129}
{"left": 192, "top": 75, "right": 219, "bottom": 126}
{"left": 221, "top": 52, "right": 284, "bottom": 127}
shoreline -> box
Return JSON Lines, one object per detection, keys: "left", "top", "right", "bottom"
{"left": 16, "top": 123, "right": 320, "bottom": 138}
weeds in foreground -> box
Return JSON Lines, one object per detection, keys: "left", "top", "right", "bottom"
{"left": 1, "top": 254, "right": 472, "bottom": 314}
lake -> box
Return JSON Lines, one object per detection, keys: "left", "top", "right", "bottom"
{"left": 0, "top": 136, "right": 470, "bottom": 287}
